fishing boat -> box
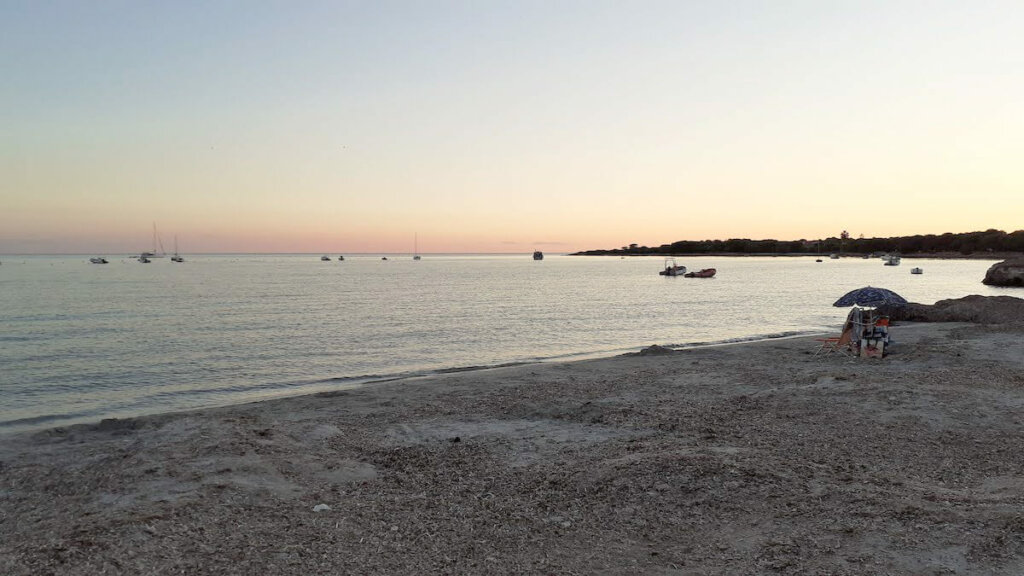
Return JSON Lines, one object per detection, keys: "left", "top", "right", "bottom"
{"left": 533, "top": 250, "right": 544, "bottom": 260}
{"left": 910, "top": 267, "right": 923, "bottom": 274}
{"left": 659, "top": 257, "right": 687, "bottom": 276}
{"left": 684, "top": 268, "right": 716, "bottom": 278}
{"left": 89, "top": 257, "right": 108, "bottom": 264}
{"left": 170, "top": 236, "right": 184, "bottom": 262}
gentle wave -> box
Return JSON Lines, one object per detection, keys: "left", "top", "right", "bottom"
{"left": 0, "top": 254, "right": 1003, "bottom": 434}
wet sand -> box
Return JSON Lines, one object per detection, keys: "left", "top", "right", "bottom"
{"left": 2, "top": 321, "right": 1024, "bottom": 575}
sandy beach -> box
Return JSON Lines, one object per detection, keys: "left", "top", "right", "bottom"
{"left": 3, "top": 321, "right": 1024, "bottom": 575}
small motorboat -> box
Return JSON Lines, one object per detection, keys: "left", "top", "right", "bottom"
{"left": 89, "top": 257, "right": 108, "bottom": 264}
{"left": 815, "top": 259, "right": 823, "bottom": 263}
{"left": 338, "top": 255, "right": 345, "bottom": 261}
{"left": 321, "top": 255, "right": 331, "bottom": 261}
{"left": 684, "top": 268, "right": 716, "bottom": 278}
{"left": 910, "top": 267, "right": 923, "bottom": 274}
{"left": 659, "top": 257, "right": 687, "bottom": 276}
{"left": 138, "top": 255, "right": 151, "bottom": 263}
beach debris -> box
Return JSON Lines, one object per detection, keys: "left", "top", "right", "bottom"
{"left": 312, "top": 503, "right": 331, "bottom": 512}
{"left": 639, "top": 345, "right": 674, "bottom": 356}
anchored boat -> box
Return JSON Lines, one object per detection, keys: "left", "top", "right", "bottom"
{"left": 659, "top": 257, "right": 687, "bottom": 276}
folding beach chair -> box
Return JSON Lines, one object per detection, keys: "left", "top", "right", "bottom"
{"left": 814, "top": 326, "right": 854, "bottom": 357}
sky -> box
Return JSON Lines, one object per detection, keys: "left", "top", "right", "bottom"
{"left": 2, "top": 1, "right": 1022, "bottom": 254}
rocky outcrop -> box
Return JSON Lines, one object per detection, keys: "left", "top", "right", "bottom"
{"left": 983, "top": 258, "right": 1024, "bottom": 287}
{"left": 876, "top": 295, "right": 1024, "bottom": 324}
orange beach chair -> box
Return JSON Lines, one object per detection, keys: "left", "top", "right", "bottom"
{"left": 814, "top": 327, "right": 854, "bottom": 357}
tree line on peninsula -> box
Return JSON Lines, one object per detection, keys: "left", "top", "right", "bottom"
{"left": 573, "top": 229, "right": 1024, "bottom": 257}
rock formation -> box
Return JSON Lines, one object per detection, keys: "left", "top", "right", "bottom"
{"left": 983, "top": 257, "right": 1024, "bottom": 287}
{"left": 876, "top": 295, "right": 1024, "bottom": 324}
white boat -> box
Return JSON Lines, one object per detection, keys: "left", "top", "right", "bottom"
{"left": 659, "top": 257, "right": 687, "bottom": 276}
{"left": 89, "top": 257, "right": 108, "bottom": 264}
{"left": 884, "top": 255, "right": 901, "bottom": 266}
{"left": 170, "top": 236, "right": 184, "bottom": 262}
{"left": 139, "top": 222, "right": 166, "bottom": 258}
{"left": 321, "top": 255, "right": 331, "bottom": 261}
{"left": 829, "top": 253, "right": 840, "bottom": 259}
{"left": 138, "top": 255, "right": 151, "bottom": 263}
{"left": 911, "top": 267, "right": 923, "bottom": 274}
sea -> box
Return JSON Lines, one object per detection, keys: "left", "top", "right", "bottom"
{"left": 0, "top": 253, "right": 1008, "bottom": 434}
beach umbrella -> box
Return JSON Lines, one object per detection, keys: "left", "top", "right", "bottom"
{"left": 833, "top": 286, "right": 908, "bottom": 308}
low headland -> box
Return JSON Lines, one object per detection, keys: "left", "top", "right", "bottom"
{"left": 2, "top": 297, "right": 1023, "bottom": 574}
{"left": 572, "top": 229, "right": 1024, "bottom": 259}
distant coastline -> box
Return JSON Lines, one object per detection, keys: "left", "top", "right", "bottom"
{"left": 571, "top": 229, "right": 1024, "bottom": 259}
{"left": 572, "top": 251, "right": 1018, "bottom": 260}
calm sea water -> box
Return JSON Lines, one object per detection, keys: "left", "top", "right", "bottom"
{"left": 0, "top": 254, "right": 1007, "bottom": 433}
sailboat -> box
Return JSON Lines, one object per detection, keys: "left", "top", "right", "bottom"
{"left": 140, "top": 222, "right": 166, "bottom": 258}
{"left": 171, "top": 236, "right": 184, "bottom": 262}
{"left": 413, "top": 233, "right": 421, "bottom": 260}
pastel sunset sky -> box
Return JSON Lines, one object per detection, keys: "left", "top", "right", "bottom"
{"left": 2, "top": 1, "right": 1022, "bottom": 254}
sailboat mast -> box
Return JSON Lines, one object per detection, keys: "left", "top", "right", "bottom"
{"left": 150, "top": 222, "right": 167, "bottom": 256}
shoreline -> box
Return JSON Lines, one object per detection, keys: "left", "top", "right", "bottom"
{"left": 0, "top": 329, "right": 826, "bottom": 436}
{"left": 4, "top": 321, "right": 1024, "bottom": 574}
